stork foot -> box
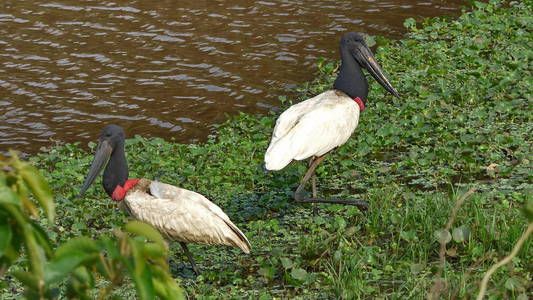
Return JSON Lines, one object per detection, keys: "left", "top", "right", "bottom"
{"left": 294, "top": 154, "right": 368, "bottom": 211}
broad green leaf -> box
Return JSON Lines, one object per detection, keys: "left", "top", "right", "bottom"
{"left": 99, "top": 237, "right": 120, "bottom": 260}
{"left": 141, "top": 243, "right": 165, "bottom": 259}
{"left": 410, "top": 263, "right": 425, "bottom": 274}
{"left": 433, "top": 229, "right": 452, "bottom": 244}
{"left": 259, "top": 294, "right": 271, "bottom": 300}
{"left": 404, "top": 18, "right": 416, "bottom": 29}
{"left": 0, "top": 240, "right": 23, "bottom": 277}
{"left": 3, "top": 203, "right": 46, "bottom": 278}
{"left": 55, "top": 237, "right": 98, "bottom": 258}
{"left": 160, "top": 278, "right": 185, "bottom": 300}
{"left": 17, "top": 163, "right": 55, "bottom": 223}
{"left": 364, "top": 35, "right": 376, "bottom": 47}
{"left": 30, "top": 222, "right": 54, "bottom": 257}
{"left": 152, "top": 278, "right": 168, "bottom": 299}
{"left": 400, "top": 230, "right": 417, "bottom": 242}
{"left": 258, "top": 266, "right": 276, "bottom": 281}
{"left": 12, "top": 270, "right": 40, "bottom": 291}
{"left": 129, "top": 239, "right": 155, "bottom": 300}
{"left": 280, "top": 257, "right": 293, "bottom": 269}
{"left": 291, "top": 268, "right": 308, "bottom": 281}
{"left": 2, "top": 232, "right": 22, "bottom": 261}
{"left": 15, "top": 179, "right": 39, "bottom": 218}
{"left": 71, "top": 266, "right": 94, "bottom": 288}
{"left": 150, "top": 263, "right": 185, "bottom": 300}
{"left": 0, "top": 186, "right": 20, "bottom": 206}
{"left": 0, "top": 218, "right": 12, "bottom": 256}
{"left": 452, "top": 225, "right": 471, "bottom": 243}
{"left": 504, "top": 277, "right": 523, "bottom": 291}
{"left": 124, "top": 221, "right": 166, "bottom": 249}
{"left": 44, "top": 251, "right": 99, "bottom": 285}
{"left": 26, "top": 231, "right": 47, "bottom": 280}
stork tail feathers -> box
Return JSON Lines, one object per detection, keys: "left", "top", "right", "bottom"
{"left": 264, "top": 139, "right": 297, "bottom": 170}
{"left": 223, "top": 219, "right": 251, "bottom": 254}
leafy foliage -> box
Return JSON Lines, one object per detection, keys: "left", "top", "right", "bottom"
{"left": 0, "top": 153, "right": 55, "bottom": 285}
{"left": 2, "top": 0, "right": 532, "bottom": 299}
{"left": 0, "top": 154, "right": 184, "bottom": 299}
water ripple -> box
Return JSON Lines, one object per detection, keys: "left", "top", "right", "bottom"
{"left": 0, "top": 0, "right": 467, "bottom": 154}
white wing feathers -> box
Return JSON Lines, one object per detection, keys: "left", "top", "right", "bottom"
{"left": 124, "top": 181, "right": 251, "bottom": 254}
{"left": 265, "top": 90, "right": 360, "bottom": 170}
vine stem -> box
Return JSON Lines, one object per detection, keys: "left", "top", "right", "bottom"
{"left": 430, "top": 187, "right": 476, "bottom": 300}
{"left": 476, "top": 222, "right": 533, "bottom": 300}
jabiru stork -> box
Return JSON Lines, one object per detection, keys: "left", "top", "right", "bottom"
{"left": 79, "top": 125, "right": 251, "bottom": 275}
{"left": 264, "top": 32, "right": 400, "bottom": 209}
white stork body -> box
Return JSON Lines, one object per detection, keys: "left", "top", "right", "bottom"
{"left": 262, "top": 33, "right": 398, "bottom": 208}
{"left": 79, "top": 124, "right": 252, "bottom": 274}
{"left": 265, "top": 90, "right": 360, "bottom": 171}
{"left": 122, "top": 179, "right": 251, "bottom": 253}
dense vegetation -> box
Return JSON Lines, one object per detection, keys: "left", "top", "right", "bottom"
{"left": 2, "top": 0, "right": 531, "bottom": 298}
{"left": 0, "top": 154, "right": 184, "bottom": 299}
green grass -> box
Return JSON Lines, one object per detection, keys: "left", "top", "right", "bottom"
{"left": 1, "top": 0, "right": 532, "bottom": 299}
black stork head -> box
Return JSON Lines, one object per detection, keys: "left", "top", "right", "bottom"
{"left": 79, "top": 124, "right": 128, "bottom": 198}
{"left": 334, "top": 32, "right": 399, "bottom": 102}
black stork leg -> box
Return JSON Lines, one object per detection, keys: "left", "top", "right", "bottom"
{"left": 310, "top": 157, "right": 318, "bottom": 198}
{"left": 180, "top": 242, "right": 200, "bottom": 276}
{"left": 293, "top": 153, "right": 368, "bottom": 211}
{"left": 309, "top": 157, "right": 319, "bottom": 216}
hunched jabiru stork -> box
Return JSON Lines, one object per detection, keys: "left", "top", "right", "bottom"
{"left": 79, "top": 125, "right": 251, "bottom": 275}
{"left": 264, "top": 32, "right": 400, "bottom": 209}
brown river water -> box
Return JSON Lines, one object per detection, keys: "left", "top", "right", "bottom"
{"left": 0, "top": 0, "right": 467, "bottom": 154}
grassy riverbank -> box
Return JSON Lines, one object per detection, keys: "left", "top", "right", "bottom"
{"left": 2, "top": 0, "right": 531, "bottom": 299}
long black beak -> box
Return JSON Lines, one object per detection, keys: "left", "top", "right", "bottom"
{"left": 79, "top": 139, "right": 113, "bottom": 196}
{"left": 357, "top": 45, "right": 400, "bottom": 98}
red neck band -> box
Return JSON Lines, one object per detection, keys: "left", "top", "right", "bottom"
{"left": 354, "top": 97, "right": 365, "bottom": 112}
{"left": 111, "top": 178, "right": 140, "bottom": 202}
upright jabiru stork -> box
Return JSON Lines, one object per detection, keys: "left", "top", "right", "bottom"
{"left": 79, "top": 125, "right": 251, "bottom": 275}
{"left": 264, "top": 32, "right": 400, "bottom": 209}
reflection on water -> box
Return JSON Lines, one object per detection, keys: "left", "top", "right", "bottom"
{"left": 0, "top": 0, "right": 467, "bottom": 153}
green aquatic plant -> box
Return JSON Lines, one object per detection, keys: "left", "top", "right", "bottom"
{"left": 2, "top": 0, "right": 532, "bottom": 298}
